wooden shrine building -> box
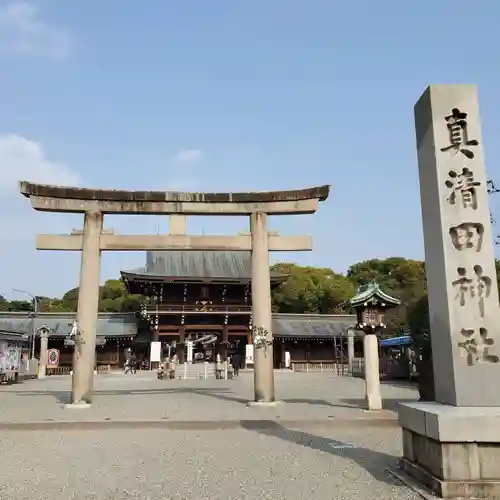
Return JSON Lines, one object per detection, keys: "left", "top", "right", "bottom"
{"left": 122, "top": 250, "right": 283, "bottom": 364}
{"left": 121, "top": 250, "right": 356, "bottom": 367}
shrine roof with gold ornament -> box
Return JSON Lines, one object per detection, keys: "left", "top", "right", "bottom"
{"left": 348, "top": 280, "right": 401, "bottom": 308}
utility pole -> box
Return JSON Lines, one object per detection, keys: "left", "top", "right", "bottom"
{"left": 11, "top": 289, "right": 38, "bottom": 359}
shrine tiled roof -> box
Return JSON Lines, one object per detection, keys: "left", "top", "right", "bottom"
{"left": 348, "top": 281, "right": 401, "bottom": 308}
{"left": 0, "top": 312, "right": 138, "bottom": 339}
{"left": 0, "top": 312, "right": 356, "bottom": 339}
{"left": 0, "top": 328, "right": 29, "bottom": 343}
{"left": 272, "top": 314, "right": 356, "bottom": 338}
{"left": 121, "top": 251, "right": 284, "bottom": 282}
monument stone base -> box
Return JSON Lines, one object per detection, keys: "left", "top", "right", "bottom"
{"left": 62, "top": 401, "right": 92, "bottom": 409}
{"left": 398, "top": 402, "right": 500, "bottom": 498}
{"left": 247, "top": 401, "right": 282, "bottom": 407}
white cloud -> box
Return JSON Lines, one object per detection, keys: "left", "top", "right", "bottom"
{"left": 0, "top": 134, "right": 80, "bottom": 194}
{"left": 0, "top": 134, "right": 83, "bottom": 299}
{"left": 166, "top": 149, "right": 204, "bottom": 191}
{"left": 0, "top": 1, "right": 71, "bottom": 60}
{"left": 173, "top": 149, "right": 202, "bottom": 164}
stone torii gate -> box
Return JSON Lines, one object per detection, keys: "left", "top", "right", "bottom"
{"left": 20, "top": 182, "right": 330, "bottom": 407}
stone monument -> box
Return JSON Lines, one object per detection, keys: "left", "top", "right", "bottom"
{"left": 398, "top": 85, "right": 500, "bottom": 498}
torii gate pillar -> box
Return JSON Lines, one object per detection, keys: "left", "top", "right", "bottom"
{"left": 72, "top": 210, "right": 103, "bottom": 404}
{"left": 250, "top": 212, "right": 275, "bottom": 403}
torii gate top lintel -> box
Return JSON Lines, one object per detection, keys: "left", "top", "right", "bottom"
{"left": 19, "top": 181, "right": 330, "bottom": 215}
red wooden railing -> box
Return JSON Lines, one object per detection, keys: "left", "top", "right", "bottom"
{"left": 144, "top": 304, "right": 251, "bottom": 314}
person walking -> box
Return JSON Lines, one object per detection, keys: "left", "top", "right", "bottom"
{"left": 215, "top": 353, "right": 223, "bottom": 379}
{"left": 124, "top": 349, "right": 137, "bottom": 375}
{"left": 231, "top": 352, "right": 242, "bottom": 377}
{"left": 130, "top": 351, "right": 137, "bottom": 375}
{"left": 169, "top": 353, "right": 178, "bottom": 379}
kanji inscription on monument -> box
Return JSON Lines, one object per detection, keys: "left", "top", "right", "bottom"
{"left": 415, "top": 84, "right": 500, "bottom": 406}
{"left": 458, "top": 327, "right": 499, "bottom": 366}
{"left": 449, "top": 222, "right": 483, "bottom": 252}
{"left": 452, "top": 265, "right": 492, "bottom": 317}
{"left": 445, "top": 167, "right": 480, "bottom": 209}
{"left": 440, "top": 107, "right": 479, "bottom": 159}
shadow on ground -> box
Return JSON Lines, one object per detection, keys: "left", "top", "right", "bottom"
{"left": 12, "top": 387, "right": 249, "bottom": 405}
{"left": 381, "top": 379, "right": 418, "bottom": 390}
{"left": 11, "top": 386, "right": 417, "bottom": 411}
{"left": 244, "top": 421, "right": 404, "bottom": 487}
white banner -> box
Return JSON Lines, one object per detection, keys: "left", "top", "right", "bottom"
{"left": 150, "top": 341, "right": 161, "bottom": 362}
{"left": 186, "top": 340, "right": 193, "bottom": 364}
{"left": 0, "top": 341, "right": 21, "bottom": 373}
{"left": 285, "top": 351, "right": 291, "bottom": 368}
{"left": 245, "top": 344, "right": 254, "bottom": 367}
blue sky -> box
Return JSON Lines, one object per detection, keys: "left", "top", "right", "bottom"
{"left": 0, "top": 0, "right": 499, "bottom": 299}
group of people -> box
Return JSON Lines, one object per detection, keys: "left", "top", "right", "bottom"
{"left": 124, "top": 350, "right": 152, "bottom": 374}
{"left": 124, "top": 348, "right": 244, "bottom": 378}
{"left": 215, "top": 352, "right": 242, "bottom": 378}
{"left": 157, "top": 354, "right": 179, "bottom": 380}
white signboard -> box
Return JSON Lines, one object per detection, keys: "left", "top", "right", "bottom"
{"left": 245, "top": 344, "right": 254, "bottom": 367}
{"left": 150, "top": 341, "right": 162, "bottom": 362}
{"left": 285, "top": 351, "right": 291, "bottom": 368}
{"left": 186, "top": 340, "right": 193, "bottom": 364}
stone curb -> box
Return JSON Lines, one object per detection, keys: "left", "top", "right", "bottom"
{"left": 0, "top": 417, "right": 398, "bottom": 431}
{"left": 386, "top": 468, "right": 435, "bottom": 500}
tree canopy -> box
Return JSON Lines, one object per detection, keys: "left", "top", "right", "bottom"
{"left": 271, "top": 263, "right": 356, "bottom": 314}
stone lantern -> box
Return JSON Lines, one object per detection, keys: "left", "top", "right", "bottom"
{"left": 36, "top": 325, "right": 50, "bottom": 379}
{"left": 349, "top": 281, "right": 400, "bottom": 410}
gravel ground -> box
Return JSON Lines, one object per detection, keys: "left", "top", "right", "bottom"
{"left": 0, "top": 371, "right": 419, "bottom": 423}
{"left": 0, "top": 425, "right": 421, "bottom": 500}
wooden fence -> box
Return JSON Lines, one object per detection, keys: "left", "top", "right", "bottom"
{"left": 290, "top": 361, "right": 348, "bottom": 375}
{"left": 352, "top": 357, "right": 417, "bottom": 379}
{"left": 46, "top": 364, "right": 112, "bottom": 376}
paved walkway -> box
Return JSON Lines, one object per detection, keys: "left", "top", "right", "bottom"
{"left": 0, "top": 426, "right": 420, "bottom": 500}
{"left": 0, "top": 371, "right": 419, "bottom": 425}
{"left": 0, "top": 373, "right": 422, "bottom": 499}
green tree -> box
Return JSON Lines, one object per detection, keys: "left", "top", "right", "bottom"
{"left": 100, "top": 279, "right": 127, "bottom": 301}
{"left": 271, "top": 263, "right": 356, "bottom": 314}
{"left": 46, "top": 298, "right": 74, "bottom": 312}
{"left": 57, "top": 279, "right": 144, "bottom": 313}
{"left": 0, "top": 295, "right": 9, "bottom": 311}
{"left": 60, "top": 287, "right": 79, "bottom": 311}
{"left": 98, "top": 279, "right": 143, "bottom": 312}
{"left": 7, "top": 300, "right": 33, "bottom": 312}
